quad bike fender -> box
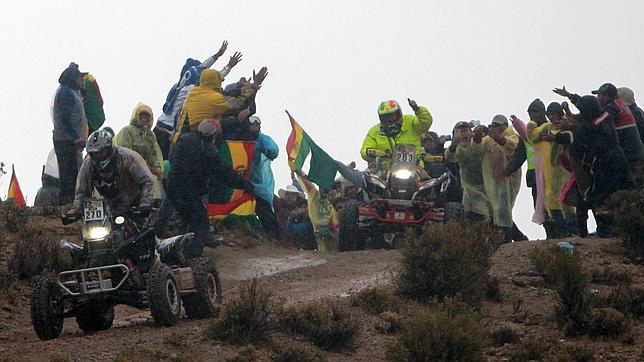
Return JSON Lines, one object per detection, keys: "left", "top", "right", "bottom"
{"left": 173, "top": 267, "right": 196, "bottom": 291}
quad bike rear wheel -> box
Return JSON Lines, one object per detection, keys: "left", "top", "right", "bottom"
{"left": 338, "top": 201, "right": 366, "bottom": 251}
{"left": 147, "top": 263, "right": 181, "bottom": 326}
{"left": 31, "top": 277, "right": 64, "bottom": 340}
{"left": 76, "top": 301, "right": 114, "bottom": 332}
{"left": 182, "top": 257, "right": 222, "bottom": 319}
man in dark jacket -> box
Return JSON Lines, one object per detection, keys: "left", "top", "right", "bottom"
{"left": 554, "top": 95, "right": 636, "bottom": 236}
{"left": 618, "top": 87, "right": 644, "bottom": 149}
{"left": 52, "top": 62, "right": 88, "bottom": 205}
{"left": 165, "top": 120, "right": 253, "bottom": 254}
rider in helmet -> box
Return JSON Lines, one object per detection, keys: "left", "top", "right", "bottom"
{"left": 360, "top": 98, "right": 433, "bottom": 173}
{"left": 67, "top": 129, "right": 155, "bottom": 216}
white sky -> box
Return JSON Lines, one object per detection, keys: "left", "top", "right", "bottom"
{"left": 2, "top": 0, "right": 643, "bottom": 239}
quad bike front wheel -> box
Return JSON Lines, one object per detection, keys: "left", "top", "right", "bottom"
{"left": 147, "top": 263, "right": 182, "bottom": 326}
{"left": 338, "top": 201, "right": 366, "bottom": 251}
{"left": 76, "top": 301, "right": 114, "bottom": 332}
{"left": 182, "top": 257, "right": 222, "bottom": 319}
{"left": 31, "top": 277, "right": 64, "bottom": 340}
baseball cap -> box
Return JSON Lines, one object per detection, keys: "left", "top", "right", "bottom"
{"left": 197, "top": 119, "right": 220, "bottom": 136}
{"left": 591, "top": 83, "right": 617, "bottom": 98}
{"left": 489, "top": 114, "right": 508, "bottom": 127}
{"left": 453, "top": 121, "right": 474, "bottom": 129}
{"left": 617, "top": 87, "right": 636, "bottom": 106}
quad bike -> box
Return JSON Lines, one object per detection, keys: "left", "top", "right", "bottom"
{"left": 339, "top": 144, "right": 463, "bottom": 251}
{"left": 30, "top": 198, "right": 222, "bottom": 341}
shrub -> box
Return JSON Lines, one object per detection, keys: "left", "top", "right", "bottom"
{"left": 207, "top": 279, "right": 273, "bottom": 345}
{"left": 508, "top": 332, "right": 555, "bottom": 362}
{"left": 113, "top": 345, "right": 157, "bottom": 362}
{"left": 272, "top": 341, "right": 325, "bottom": 362}
{"left": 604, "top": 286, "right": 644, "bottom": 318}
{"left": 350, "top": 286, "right": 397, "bottom": 315}
{"left": 386, "top": 305, "right": 483, "bottom": 362}
{"left": 591, "top": 267, "right": 632, "bottom": 285}
{"left": 375, "top": 311, "right": 401, "bottom": 335}
{"left": 280, "top": 301, "right": 359, "bottom": 351}
{"left": 396, "top": 221, "right": 501, "bottom": 306}
{"left": 603, "top": 189, "right": 644, "bottom": 262}
{"left": 0, "top": 269, "right": 19, "bottom": 305}
{"left": 588, "top": 307, "right": 630, "bottom": 339}
{"left": 8, "top": 220, "right": 72, "bottom": 279}
{"left": 489, "top": 326, "right": 518, "bottom": 347}
{"left": 486, "top": 277, "right": 502, "bottom": 302}
{"left": 530, "top": 245, "right": 595, "bottom": 335}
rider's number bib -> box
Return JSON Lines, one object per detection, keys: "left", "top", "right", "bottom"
{"left": 84, "top": 200, "right": 105, "bottom": 222}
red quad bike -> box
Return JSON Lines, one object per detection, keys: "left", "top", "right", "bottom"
{"left": 30, "top": 198, "right": 222, "bottom": 341}
{"left": 339, "top": 144, "right": 463, "bottom": 251}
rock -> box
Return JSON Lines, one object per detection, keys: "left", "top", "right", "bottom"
{"left": 511, "top": 276, "right": 545, "bottom": 288}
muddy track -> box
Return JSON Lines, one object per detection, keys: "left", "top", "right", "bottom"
{"left": 0, "top": 245, "right": 401, "bottom": 361}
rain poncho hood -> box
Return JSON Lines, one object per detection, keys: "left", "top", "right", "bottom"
{"left": 115, "top": 103, "right": 163, "bottom": 170}
{"left": 199, "top": 69, "right": 223, "bottom": 90}
{"left": 162, "top": 58, "right": 202, "bottom": 115}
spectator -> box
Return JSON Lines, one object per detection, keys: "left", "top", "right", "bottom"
{"left": 617, "top": 87, "right": 644, "bottom": 148}
{"left": 82, "top": 73, "right": 106, "bottom": 134}
{"left": 248, "top": 115, "right": 281, "bottom": 239}
{"left": 155, "top": 41, "right": 236, "bottom": 159}
{"left": 34, "top": 166, "right": 59, "bottom": 207}
{"left": 444, "top": 121, "right": 491, "bottom": 222}
{"left": 275, "top": 185, "right": 316, "bottom": 249}
{"left": 52, "top": 62, "right": 87, "bottom": 205}
{"left": 473, "top": 115, "right": 525, "bottom": 242}
{"left": 294, "top": 172, "right": 339, "bottom": 252}
{"left": 554, "top": 95, "right": 636, "bottom": 236}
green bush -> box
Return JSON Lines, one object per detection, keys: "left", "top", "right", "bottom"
{"left": 350, "top": 286, "right": 397, "bottom": 315}
{"left": 207, "top": 279, "right": 273, "bottom": 345}
{"left": 280, "top": 301, "right": 359, "bottom": 351}
{"left": 508, "top": 332, "right": 555, "bottom": 362}
{"left": 8, "top": 220, "right": 72, "bottom": 279}
{"left": 591, "top": 267, "right": 632, "bottom": 285}
{"left": 489, "top": 326, "right": 518, "bottom": 347}
{"left": 603, "top": 189, "right": 644, "bottom": 262}
{"left": 530, "top": 245, "right": 595, "bottom": 335}
{"left": 271, "top": 341, "right": 325, "bottom": 362}
{"left": 396, "top": 221, "right": 501, "bottom": 306}
{"left": 604, "top": 286, "right": 644, "bottom": 318}
{"left": 588, "top": 307, "right": 630, "bottom": 339}
{"left": 386, "top": 305, "right": 483, "bottom": 362}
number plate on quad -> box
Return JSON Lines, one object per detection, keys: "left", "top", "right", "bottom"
{"left": 84, "top": 200, "right": 105, "bottom": 222}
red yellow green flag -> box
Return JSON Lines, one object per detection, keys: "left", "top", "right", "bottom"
{"left": 7, "top": 165, "right": 26, "bottom": 208}
{"left": 285, "top": 111, "right": 338, "bottom": 191}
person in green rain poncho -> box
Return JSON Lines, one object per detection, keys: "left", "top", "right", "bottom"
{"left": 82, "top": 74, "right": 106, "bottom": 134}
{"left": 445, "top": 121, "right": 491, "bottom": 221}
{"left": 473, "top": 115, "right": 523, "bottom": 242}
{"left": 526, "top": 102, "right": 576, "bottom": 238}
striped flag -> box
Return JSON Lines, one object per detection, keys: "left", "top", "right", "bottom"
{"left": 207, "top": 140, "right": 258, "bottom": 223}
{"left": 285, "top": 111, "right": 338, "bottom": 191}
{"left": 7, "top": 165, "right": 26, "bottom": 208}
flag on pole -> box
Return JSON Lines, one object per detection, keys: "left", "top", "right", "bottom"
{"left": 285, "top": 111, "right": 338, "bottom": 191}
{"left": 7, "top": 165, "right": 26, "bottom": 208}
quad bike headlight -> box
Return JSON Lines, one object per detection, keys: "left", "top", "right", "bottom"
{"left": 393, "top": 169, "right": 413, "bottom": 180}
{"left": 86, "top": 226, "right": 110, "bottom": 240}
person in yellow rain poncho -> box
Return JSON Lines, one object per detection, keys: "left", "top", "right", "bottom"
{"left": 444, "top": 121, "right": 491, "bottom": 221}
{"left": 115, "top": 103, "right": 164, "bottom": 201}
{"left": 173, "top": 67, "right": 267, "bottom": 143}
{"left": 295, "top": 171, "right": 339, "bottom": 252}
{"left": 526, "top": 101, "right": 576, "bottom": 238}
{"left": 360, "top": 98, "right": 433, "bottom": 173}
{"left": 473, "top": 115, "right": 523, "bottom": 242}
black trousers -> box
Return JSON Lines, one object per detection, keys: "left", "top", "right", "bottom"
{"left": 255, "top": 197, "right": 281, "bottom": 239}
{"left": 53, "top": 140, "right": 80, "bottom": 206}
{"left": 153, "top": 125, "right": 172, "bottom": 160}
{"left": 167, "top": 192, "right": 212, "bottom": 257}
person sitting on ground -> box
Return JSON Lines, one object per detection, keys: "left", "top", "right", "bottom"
{"left": 445, "top": 121, "right": 491, "bottom": 222}
{"left": 164, "top": 120, "right": 254, "bottom": 256}
{"left": 155, "top": 41, "right": 238, "bottom": 159}
{"left": 294, "top": 170, "right": 339, "bottom": 252}
{"left": 361, "top": 98, "right": 433, "bottom": 174}
{"left": 275, "top": 185, "right": 316, "bottom": 249}
{"left": 115, "top": 103, "right": 165, "bottom": 203}
{"left": 68, "top": 129, "right": 154, "bottom": 217}
{"left": 173, "top": 67, "right": 268, "bottom": 143}
{"left": 248, "top": 115, "right": 281, "bottom": 240}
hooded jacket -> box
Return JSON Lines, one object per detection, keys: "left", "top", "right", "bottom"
{"left": 52, "top": 64, "right": 87, "bottom": 141}
{"left": 173, "top": 69, "right": 254, "bottom": 143}
{"left": 115, "top": 103, "right": 163, "bottom": 171}
{"left": 360, "top": 106, "right": 433, "bottom": 171}
{"left": 251, "top": 132, "right": 279, "bottom": 205}
{"left": 445, "top": 141, "right": 491, "bottom": 218}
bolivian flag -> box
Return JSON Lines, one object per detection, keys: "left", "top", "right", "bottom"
{"left": 207, "top": 140, "right": 258, "bottom": 223}
{"left": 7, "top": 165, "right": 26, "bottom": 208}
{"left": 286, "top": 111, "right": 338, "bottom": 191}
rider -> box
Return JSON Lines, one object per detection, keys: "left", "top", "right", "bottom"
{"left": 360, "top": 98, "right": 433, "bottom": 174}
{"left": 67, "top": 129, "right": 154, "bottom": 217}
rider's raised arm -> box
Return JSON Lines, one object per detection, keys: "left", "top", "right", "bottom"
{"left": 410, "top": 104, "right": 433, "bottom": 135}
